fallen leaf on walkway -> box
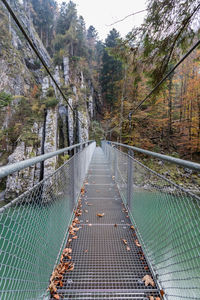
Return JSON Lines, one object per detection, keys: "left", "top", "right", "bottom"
{"left": 68, "top": 263, "right": 74, "bottom": 272}
{"left": 53, "top": 294, "right": 60, "bottom": 299}
{"left": 49, "top": 282, "right": 57, "bottom": 293}
{"left": 96, "top": 213, "right": 105, "bottom": 217}
{"left": 130, "top": 225, "right": 135, "bottom": 230}
{"left": 160, "top": 290, "right": 165, "bottom": 297}
{"left": 122, "top": 239, "right": 128, "bottom": 245}
{"left": 126, "top": 246, "right": 130, "bottom": 251}
{"left": 72, "top": 236, "right": 78, "bottom": 239}
{"left": 114, "top": 224, "right": 117, "bottom": 227}
{"left": 69, "top": 230, "right": 75, "bottom": 235}
{"left": 73, "top": 217, "right": 80, "bottom": 224}
{"left": 63, "top": 248, "right": 72, "bottom": 255}
{"left": 135, "top": 239, "right": 141, "bottom": 247}
{"left": 142, "top": 275, "right": 155, "bottom": 287}
{"left": 73, "top": 227, "right": 80, "bottom": 232}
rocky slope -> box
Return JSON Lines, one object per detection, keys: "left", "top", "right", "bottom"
{"left": 0, "top": 1, "right": 99, "bottom": 201}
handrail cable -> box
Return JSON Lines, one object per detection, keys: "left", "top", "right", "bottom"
{"left": 0, "top": 141, "right": 94, "bottom": 179}
{"left": 1, "top": 0, "right": 87, "bottom": 128}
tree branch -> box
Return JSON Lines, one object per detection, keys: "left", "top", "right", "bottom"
{"left": 106, "top": 9, "right": 147, "bottom": 27}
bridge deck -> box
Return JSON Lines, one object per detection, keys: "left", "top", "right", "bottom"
{"left": 56, "top": 147, "right": 160, "bottom": 299}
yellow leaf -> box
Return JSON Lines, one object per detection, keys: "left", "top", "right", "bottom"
{"left": 96, "top": 213, "right": 105, "bottom": 217}
{"left": 122, "top": 239, "right": 128, "bottom": 245}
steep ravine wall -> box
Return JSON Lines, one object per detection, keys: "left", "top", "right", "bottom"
{"left": 0, "top": 2, "right": 96, "bottom": 201}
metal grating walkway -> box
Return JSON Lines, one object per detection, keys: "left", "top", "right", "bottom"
{"left": 56, "top": 147, "right": 160, "bottom": 299}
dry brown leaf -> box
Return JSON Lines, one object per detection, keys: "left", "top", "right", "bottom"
{"left": 73, "top": 217, "right": 80, "bottom": 224}
{"left": 72, "top": 236, "right": 78, "bottom": 239}
{"left": 160, "top": 290, "right": 165, "bottom": 297}
{"left": 114, "top": 224, "right": 117, "bottom": 227}
{"left": 122, "top": 239, "right": 128, "bottom": 245}
{"left": 63, "top": 248, "right": 72, "bottom": 255}
{"left": 49, "top": 282, "right": 57, "bottom": 293}
{"left": 53, "top": 294, "right": 60, "bottom": 299}
{"left": 75, "top": 212, "right": 82, "bottom": 216}
{"left": 68, "top": 263, "right": 74, "bottom": 271}
{"left": 142, "top": 275, "right": 155, "bottom": 287}
{"left": 96, "top": 213, "right": 105, "bottom": 217}
{"left": 69, "top": 230, "right": 75, "bottom": 235}
{"left": 135, "top": 239, "right": 141, "bottom": 247}
{"left": 59, "top": 280, "right": 63, "bottom": 287}
{"left": 74, "top": 227, "right": 80, "bottom": 232}
{"left": 126, "top": 246, "right": 130, "bottom": 251}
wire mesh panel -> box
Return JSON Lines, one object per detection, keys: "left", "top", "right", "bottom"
{"left": 0, "top": 142, "right": 95, "bottom": 300}
{"left": 102, "top": 141, "right": 200, "bottom": 300}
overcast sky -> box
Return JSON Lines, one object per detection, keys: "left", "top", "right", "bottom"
{"left": 57, "top": 0, "right": 147, "bottom": 41}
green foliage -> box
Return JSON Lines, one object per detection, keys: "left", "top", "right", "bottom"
{"left": 0, "top": 92, "right": 13, "bottom": 108}
{"left": 42, "top": 97, "right": 59, "bottom": 108}
{"left": 30, "top": 0, "right": 57, "bottom": 48}
{"left": 46, "top": 87, "right": 55, "bottom": 97}
{"left": 60, "top": 154, "right": 70, "bottom": 164}
{"left": 90, "top": 121, "right": 105, "bottom": 146}
{"left": 100, "top": 29, "right": 123, "bottom": 106}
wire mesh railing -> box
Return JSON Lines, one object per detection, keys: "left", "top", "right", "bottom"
{"left": 0, "top": 141, "right": 96, "bottom": 300}
{"left": 102, "top": 141, "right": 200, "bottom": 300}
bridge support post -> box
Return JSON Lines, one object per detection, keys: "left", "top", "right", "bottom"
{"left": 114, "top": 148, "right": 118, "bottom": 182}
{"left": 127, "top": 150, "right": 134, "bottom": 209}
{"left": 71, "top": 148, "right": 76, "bottom": 208}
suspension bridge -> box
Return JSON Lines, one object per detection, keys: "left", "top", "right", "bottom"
{"left": 0, "top": 0, "right": 200, "bottom": 299}
{"left": 0, "top": 140, "right": 200, "bottom": 300}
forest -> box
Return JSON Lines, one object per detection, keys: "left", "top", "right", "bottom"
{"left": 27, "top": 0, "right": 200, "bottom": 161}
{"left": 0, "top": 0, "right": 200, "bottom": 165}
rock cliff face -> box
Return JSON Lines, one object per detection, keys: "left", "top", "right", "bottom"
{"left": 0, "top": 1, "right": 97, "bottom": 201}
